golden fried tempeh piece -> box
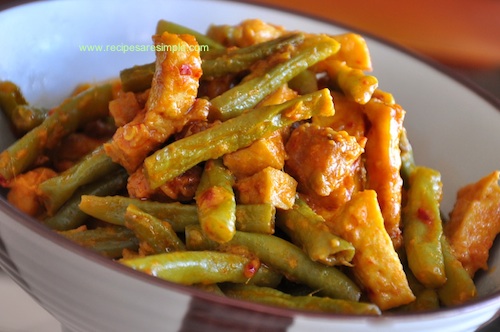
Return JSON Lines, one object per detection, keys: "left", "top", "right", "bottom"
{"left": 207, "top": 19, "right": 285, "bottom": 47}
{"left": 326, "top": 190, "right": 415, "bottom": 310}
{"left": 285, "top": 123, "right": 364, "bottom": 197}
{"left": 7, "top": 167, "right": 57, "bottom": 218}
{"left": 105, "top": 32, "right": 204, "bottom": 173}
{"left": 363, "top": 99, "right": 405, "bottom": 249}
{"left": 444, "top": 170, "right": 500, "bottom": 277}
{"left": 223, "top": 131, "right": 286, "bottom": 179}
{"left": 235, "top": 167, "right": 297, "bottom": 210}
{"left": 312, "top": 91, "right": 367, "bottom": 144}
{"left": 329, "top": 33, "right": 373, "bottom": 71}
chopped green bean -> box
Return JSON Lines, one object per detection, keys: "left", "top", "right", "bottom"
{"left": 79, "top": 195, "right": 275, "bottom": 234}
{"left": 39, "top": 144, "right": 120, "bottom": 215}
{"left": 120, "top": 33, "right": 305, "bottom": 92}
{"left": 59, "top": 226, "right": 138, "bottom": 259}
{"left": 323, "top": 60, "right": 378, "bottom": 104}
{"left": 156, "top": 19, "right": 225, "bottom": 51}
{"left": 288, "top": 69, "right": 318, "bottom": 95}
{"left": 195, "top": 159, "right": 236, "bottom": 243}
{"left": 201, "top": 33, "right": 305, "bottom": 79}
{"left": 43, "top": 169, "right": 128, "bottom": 231}
{"left": 396, "top": 267, "right": 440, "bottom": 312}
{"left": 400, "top": 127, "right": 416, "bottom": 187}
{"left": 235, "top": 203, "right": 275, "bottom": 234}
{"left": 402, "top": 166, "right": 446, "bottom": 289}
{"left": 230, "top": 231, "right": 360, "bottom": 301}
{"left": 144, "top": 88, "right": 334, "bottom": 189}
{"left": 119, "top": 63, "right": 155, "bottom": 93}
{"left": 79, "top": 195, "right": 198, "bottom": 230}
{"left": 437, "top": 236, "right": 477, "bottom": 306}
{"left": 210, "top": 35, "right": 339, "bottom": 121}
{"left": 184, "top": 225, "right": 360, "bottom": 301}
{"left": 0, "top": 83, "right": 113, "bottom": 182}
{"left": 193, "top": 283, "right": 225, "bottom": 296}
{"left": 276, "top": 197, "right": 354, "bottom": 266}
{"left": 121, "top": 251, "right": 270, "bottom": 285}
{"left": 222, "top": 284, "right": 380, "bottom": 315}
{"left": 125, "top": 204, "right": 186, "bottom": 254}
{"left": 0, "top": 81, "right": 49, "bottom": 135}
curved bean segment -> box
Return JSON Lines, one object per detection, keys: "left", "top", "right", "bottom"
{"left": 437, "top": 236, "right": 477, "bottom": 306}
{"left": 121, "top": 251, "right": 273, "bottom": 286}
{"left": 43, "top": 169, "right": 128, "bottom": 231}
{"left": 156, "top": 19, "right": 225, "bottom": 51}
{"left": 79, "top": 195, "right": 274, "bottom": 234}
{"left": 0, "top": 83, "right": 113, "bottom": 182}
{"left": 276, "top": 197, "right": 354, "bottom": 266}
{"left": 195, "top": 159, "right": 236, "bottom": 243}
{"left": 0, "top": 81, "right": 48, "bottom": 135}
{"left": 39, "top": 144, "right": 120, "bottom": 215}
{"left": 184, "top": 225, "right": 360, "bottom": 302}
{"left": 222, "top": 284, "right": 380, "bottom": 315}
{"left": 403, "top": 166, "right": 446, "bottom": 289}
{"left": 119, "top": 33, "right": 305, "bottom": 93}
{"left": 210, "top": 35, "right": 339, "bottom": 121}
{"left": 59, "top": 226, "right": 139, "bottom": 259}
{"left": 124, "top": 205, "right": 186, "bottom": 254}
{"left": 201, "top": 33, "right": 305, "bottom": 79}
{"left": 231, "top": 231, "right": 360, "bottom": 301}
{"left": 144, "top": 88, "right": 334, "bottom": 189}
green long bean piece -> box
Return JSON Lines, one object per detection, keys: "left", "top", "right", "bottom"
{"left": 43, "top": 169, "right": 128, "bottom": 231}
{"left": 59, "top": 226, "right": 139, "bottom": 259}
{"left": 79, "top": 195, "right": 275, "bottom": 234}
{"left": 121, "top": 251, "right": 272, "bottom": 285}
{"left": 195, "top": 159, "right": 236, "bottom": 243}
{"left": 234, "top": 203, "right": 275, "bottom": 234}
{"left": 119, "top": 63, "right": 155, "bottom": 93}
{"left": 400, "top": 127, "right": 416, "bottom": 187}
{"left": 402, "top": 166, "right": 446, "bottom": 289}
{"left": 184, "top": 226, "right": 361, "bottom": 301}
{"left": 276, "top": 197, "right": 354, "bottom": 266}
{"left": 119, "top": 33, "right": 305, "bottom": 92}
{"left": 144, "top": 88, "right": 333, "bottom": 189}
{"left": 230, "top": 231, "right": 360, "bottom": 301}
{"left": 39, "top": 144, "right": 120, "bottom": 215}
{"left": 0, "top": 83, "right": 113, "bottom": 182}
{"left": 397, "top": 267, "right": 440, "bottom": 312}
{"left": 288, "top": 69, "right": 318, "bottom": 95}
{"left": 202, "top": 33, "right": 305, "bottom": 79}
{"left": 183, "top": 226, "right": 283, "bottom": 296}
{"left": 125, "top": 205, "right": 186, "bottom": 254}
{"left": 0, "top": 81, "right": 48, "bottom": 135}
{"left": 156, "top": 19, "right": 225, "bottom": 51}
{"left": 222, "top": 284, "right": 381, "bottom": 315}
{"left": 437, "top": 236, "right": 477, "bottom": 306}
{"left": 79, "top": 195, "right": 198, "bottom": 231}
{"left": 210, "top": 35, "right": 340, "bottom": 121}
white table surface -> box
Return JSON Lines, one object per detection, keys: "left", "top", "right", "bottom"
{"left": 0, "top": 271, "right": 61, "bottom": 332}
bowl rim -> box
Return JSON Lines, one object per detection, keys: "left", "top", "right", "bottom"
{"left": 0, "top": 0, "right": 499, "bottom": 324}
{"left": 2, "top": 193, "right": 500, "bottom": 322}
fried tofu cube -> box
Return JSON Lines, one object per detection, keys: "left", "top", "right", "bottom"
{"left": 285, "top": 123, "right": 365, "bottom": 197}
{"left": 235, "top": 167, "right": 297, "bottom": 209}
{"left": 223, "top": 131, "right": 286, "bottom": 178}
{"left": 326, "top": 190, "right": 415, "bottom": 310}
{"left": 445, "top": 170, "right": 500, "bottom": 277}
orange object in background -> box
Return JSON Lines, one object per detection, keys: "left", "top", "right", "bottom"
{"left": 244, "top": 0, "right": 500, "bottom": 69}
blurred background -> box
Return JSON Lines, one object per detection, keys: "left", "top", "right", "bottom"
{"left": 0, "top": 0, "right": 499, "bottom": 331}
{"left": 245, "top": 0, "right": 500, "bottom": 99}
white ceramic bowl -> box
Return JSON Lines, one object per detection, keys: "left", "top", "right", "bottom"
{"left": 0, "top": 1, "right": 499, "bottom": 331}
